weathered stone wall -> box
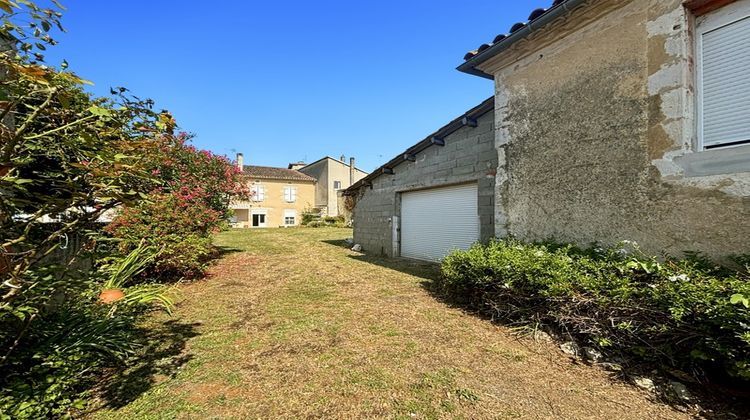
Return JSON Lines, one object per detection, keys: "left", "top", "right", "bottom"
{"left": 487, "top": 0, "right": 750, "bottom": 258}
{"left": 352, "top": 110, "right": 497, "bottom": 256}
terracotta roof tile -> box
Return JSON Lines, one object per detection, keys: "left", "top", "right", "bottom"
{"left": 242, "top": 165, "right": 315, "bottom": 182}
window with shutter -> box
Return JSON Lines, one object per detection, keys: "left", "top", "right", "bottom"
{"left": 284, "top": 209, "right": 296, "bottom": 225}
{"left": 697, "top": 0, "right": 750, "bottom": 149}
{"left": 284, "top": 186, "right": 297, "bottom": 203}
{"left": 252, "top": 184, "right": 265, "bottom": 201}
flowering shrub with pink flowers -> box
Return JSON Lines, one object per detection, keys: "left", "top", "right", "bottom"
{"left": 0, "top": 2, "right": 249, "bottom": 415}
{"left": 106, "top": 132, "right": 249, "bottom": 279}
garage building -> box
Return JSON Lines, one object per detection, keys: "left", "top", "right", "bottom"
{"left": 344, "top": 98, "right": 496, "bottom": 261}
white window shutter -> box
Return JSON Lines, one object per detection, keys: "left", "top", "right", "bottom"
{"left": 284, "top": 209, "right": 296, "bottom": 225}
{"left": 700, "top": 14, "right": 750, "bottom": 148}
{"left": 284, "top": 186, "right": 292, "bottom": 202}
{"left": 253, "top": 185, "right": 265, "bottom": 201}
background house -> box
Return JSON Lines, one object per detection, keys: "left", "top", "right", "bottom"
{"left": 231, "top": 153, "right": 315, "bottom": 228}
{"left": 298, "top": 156, "right": 368, "bottom": 217}
{"left": 347, "top": 0, "right": 750, "bottom": 261}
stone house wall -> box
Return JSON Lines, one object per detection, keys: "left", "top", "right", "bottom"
{"left": 231, "top": 178, "right": 315, "bottom": 228}
{"left": 475, "top": 0, "right": 750, "bottom": 258}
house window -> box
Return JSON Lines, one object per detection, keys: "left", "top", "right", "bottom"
{"left": 284, "top": 186, "right": 297, "bottom": 203}
{"left": 284, "top": 209, "right": 296, "bottom": 226}
{"left": 252, "top": 213, "right": 266, "bottom": 227}
{"left": 696, "top": 0, "right": 750, "bottom": 149}
{"left": 333, "top": 180, "right": 342, "bottom": 190}
{"left": 251, "top": 184, "right": 265, "bottom": 201}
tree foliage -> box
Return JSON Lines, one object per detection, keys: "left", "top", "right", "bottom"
{"left": 105, "top": 132, "right": 248, "bottom": 279}
{"left": 0, "top": 1, "right": 246, "bottom": 416}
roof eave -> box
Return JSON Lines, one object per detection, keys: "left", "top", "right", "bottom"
{"left": 344, "top": 97, "right": 494, "bottom": 195}
{"left": 455, "top": 64, "right": 494, "bottom": 80}
{"left": 457, "top": 0, "right": 589, "bottom": 78}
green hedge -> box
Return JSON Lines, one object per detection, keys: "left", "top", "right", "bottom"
{"left": 439, "top": 240, "right": 750, "bottom": 382}
{"left": 304, "top": 215, "right": 346, "bottom": 228}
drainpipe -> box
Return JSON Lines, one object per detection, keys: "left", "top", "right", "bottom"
{"left": 349, "top": 157, "right": 355, "bottom": 185}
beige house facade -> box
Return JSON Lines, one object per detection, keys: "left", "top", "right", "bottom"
{"left": 347, "top": 0, "right": 750, "bottom": 260}
{"left": 298, "top": 156, "right": 368, "bottom": 217}
{"left": 231, "top": 157, "right": 315, "bottom": 228}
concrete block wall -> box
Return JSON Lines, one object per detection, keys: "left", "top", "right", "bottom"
{"left": 352, "top": 110, "right": 497, "bottom": 257}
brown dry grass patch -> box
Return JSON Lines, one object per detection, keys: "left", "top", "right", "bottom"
{"left": 92, "top": 228, "right": 692, "bottom": 419}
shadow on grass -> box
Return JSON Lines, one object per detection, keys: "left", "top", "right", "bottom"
{"left": 216, "top": 245, "right": 244, "bottom": 257}
{"left": 319, "top": 238, "right": 351, "bottom": 249}
{"left": 336, "top": 244, "right": 750, "bottom": 419}
{"left": 93, "top": 318, "right": 201, "bottom": 411}
{"left": 320, "top": 238, "right": 442, "bottom": 281}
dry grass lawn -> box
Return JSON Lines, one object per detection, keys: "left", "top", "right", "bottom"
{"left": 91, "top": 228, "right": 692, "bottom": 419}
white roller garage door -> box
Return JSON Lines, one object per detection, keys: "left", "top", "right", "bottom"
{"left": 400, "top": 183, "right": 479, "bottom": 262}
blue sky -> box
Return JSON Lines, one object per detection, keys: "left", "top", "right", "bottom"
{"left": 43, "top": 1, "right": 542, "bottom": 172}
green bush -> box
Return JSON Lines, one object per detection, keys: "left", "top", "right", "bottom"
{"left": 0, "top": 299, "right": 143, "bottom": 418}
{"left": 304, "top": 215, "right": 346, "bottom": 228}
{"left": 301, "top": 213, "right": 319, "bottom": 225}
{"left": 0, "top": 244, "right": 173, "bottom": 418}
{"left": 0, "top": 2, "right": 240, "bottom": 416}
{"left": 323, "top": 215, "right": 344, "bottom": 224}
{"left": 105, "top": 131, "right": 247, "bottom": 281}
{"left": 439, "top": 239, "right": 750, "bottom": 382}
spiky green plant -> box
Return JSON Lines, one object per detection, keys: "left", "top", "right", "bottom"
{"left": 100, "top": 242, "right": 174, "bottom": 314}
{"left": 101, "top": 241, "right": 157, "bottom": 290}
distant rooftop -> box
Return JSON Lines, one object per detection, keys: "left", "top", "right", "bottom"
{"left": 300, "top": 156, "right": 369, "bottom": 174}
{"left": 242, "top": 165, "right": 315, "bottom": 182}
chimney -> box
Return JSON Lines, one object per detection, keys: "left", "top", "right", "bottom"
{"left": 340, "top": 154, "right": 345, "bottom": 162}
{"left": 236, "top": 153, "right": 244, "bottom": 171}
{"left": 349, "top": 157, "right": 355, "bottom": 185}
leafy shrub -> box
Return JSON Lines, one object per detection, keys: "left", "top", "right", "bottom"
{"left": 106, "top": 193, "right": 223, "bottom": 279}
{"left": 106, "top": 133, "right": 248, "bottom": 280}
{"left": 323, "top": 216, "right": 344, "bottom": 224}
{"left": 304, "top": 215, "right": 345, "bottom": 228}
{"left": 0, "top": 2, "right": 242, "bottom": 415}
{"left": 0, "top": 296, "right": 146, "bottom": 418}
{"left": 0, "top": 241, "right": 173, "bottom": 418}
{"left": 301, "top": 207, "right": 323, "bottom": 226}
{"left": 439, "top": 240, "right": 750, "bottom": 382}
{"left": 301, "top": 213, "right": 319, "bottom": 225}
